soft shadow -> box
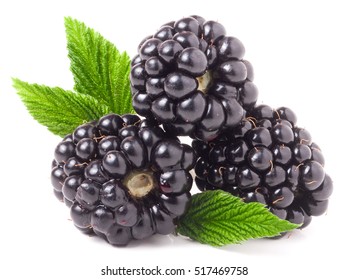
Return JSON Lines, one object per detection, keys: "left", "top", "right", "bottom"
{"left": 217, "top": 230, "right": 308, "bottom": 255}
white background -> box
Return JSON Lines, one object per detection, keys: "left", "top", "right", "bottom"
{"left": 0, "top": 0, "right": 346, "bottom": 279}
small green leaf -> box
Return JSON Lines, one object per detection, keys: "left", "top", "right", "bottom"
{"left": 176, "top": 190, "right": 299, "bottom": 247}
{"left": 64, "top": 17, "right": 134, "bottom": 114}
{"left": 13, "top": 78, "right": 110, "bottom": 137}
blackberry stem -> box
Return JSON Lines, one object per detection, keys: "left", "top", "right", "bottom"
{"left": 197, "top": 70, "right": 212, "bottom": 94}
{"left": 124, "top": 170, "right": 156, "bottom": 198}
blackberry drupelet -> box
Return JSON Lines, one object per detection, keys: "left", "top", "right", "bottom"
{"left": 192, "top": 105, "right": 332, "bottom": 229}
{"left": 51, "top": 113, "right": 195, "bottom": 246}
{"left": 130, "top": 16, "right": 258, "bottom": 141}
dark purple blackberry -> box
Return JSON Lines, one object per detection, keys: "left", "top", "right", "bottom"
{"left": 193, "top": 105, "right": 332, "bottom": 230}
{"left": 130, "top": 16, "right": 258, "bottom": 141}
{"left": 51, "top": 114, "right": 195, "bottom": 246}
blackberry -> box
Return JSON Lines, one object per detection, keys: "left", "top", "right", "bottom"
{"left": 193, "top": 105, "right": 332, "bottom": 229}
{"left": 51, "top": 113, "right": 195, "bottom": 246}
{"left": 130, "top": 16, "right": 258, "bottom": 141}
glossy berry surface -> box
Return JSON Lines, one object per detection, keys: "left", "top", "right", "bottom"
{"left": 130, "top": 15, "right": 258, "bottom": 141}
{"left": 51, "top": 113, "right": 195, "bottom": 246}
{"left": 193, "top": 105, "right": 332, "bottom": 230}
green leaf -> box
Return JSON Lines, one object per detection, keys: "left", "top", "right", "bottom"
{"left": 13, "top": 78, "right": 110, "bottom": 137}
{"left": 176, "top": 190, "right": 299, "bottom": 247}
{"left": 64, "top": 17, "right": 134, "bottom": 114}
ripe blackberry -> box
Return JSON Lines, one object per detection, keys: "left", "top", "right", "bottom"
{"left": 51, "top": 113, "right": 195, "bottom": 246}
{"left": 130, "top": 16, "right": 258, "bottom": 141}
{"left": 193, "top": 105, "right": 332, "bottom": 229}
